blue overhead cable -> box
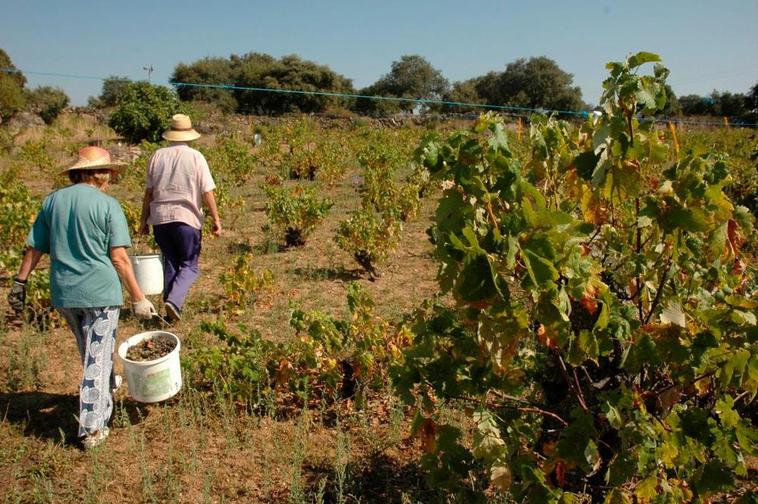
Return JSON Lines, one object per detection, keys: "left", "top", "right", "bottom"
{"left": 169, "top": 80, "right": 582, "bottom": 116}
{"left": 2, "top": 67, "right": 755, "bottom": 127}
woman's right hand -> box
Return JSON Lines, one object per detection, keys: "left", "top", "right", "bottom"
{"left": 139, "top": 222, "right": 150, "bottom": 235}
{"left": 132, "top": 297, "right": 157, "bottom": 320}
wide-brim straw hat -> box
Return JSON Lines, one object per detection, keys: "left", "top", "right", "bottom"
{"left": 60, "top": 146, "right": 126, "bottom": 174}
{"left": 162, "top": 114, "right": 201, "bottom": 142}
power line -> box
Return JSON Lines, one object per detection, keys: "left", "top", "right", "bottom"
{"left": 2, "top": 66, "right": 755, "bottom": 127}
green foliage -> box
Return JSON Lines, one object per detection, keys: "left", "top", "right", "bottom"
{"left": 447, "top": 57, "right": 585, "bottom": 114}
{"left": 0, "top": 168, "right": 58, "bottom": 328}
{"left": 0, "top": 49, "right": 26, "bottom": 88}
{"left": 26, "top": 86, "right": 69, "bottom": 124}
{"left": 0, "top": 49, "right": 26, "bottom": 121}
{"left": 264, "top": 184, "right": 333, "bottom": 247}
{"left": 218, "top": 251, "right": 274, "bottom": 314}
{"left": 676, "top": 127, "right": 758, "bottom": 219}
{"left": 393, "top": 53, "right": 757, "bottom": 501}
{"left": 186, "top": 320, "right": 278, "bottom": 406}
{"left": 186, "top": 283, "right": 408, "bottom": 408}
{"left": 120, "top": 200, "right": 158, "bottom": 252}
{"left": 0, "top": 167, "right": 38, "bottom": 274}
{"left": 286, "top": 282, "right": 411, "bottom": 400}
{"left": 357, "top": 143, "right": 423, "bottom": 222}
{"left": 335, "top": 208, "right": 402, "bottom": 280}
{"left": 171, "top": 53, "right": 354, "bottom": 115}
{"left": 332, "top": 136, "right": 427, "bottom": 278}
{"left": 200, "top": 135, "right": 257, "bottom": 184}
{"left": 109, "top": 81, "right": 182, "bottom": 143}
{"left": 0, "top": 74, "right": 26, "bottom": 121}
{"left": 88, "top": 75, "right": 131, "bottom": 108}
{"left": 198, "top": 135, "right": 256, "bottom": 230}
{"left": 355, "top": 55, "right": 449, "bottom": 114}
{"left": 171, "top": 57, "right": 238, "bottom": 113}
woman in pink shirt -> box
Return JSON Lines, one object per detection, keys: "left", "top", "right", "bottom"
{"left": 139, "top": 114, "right": 222, "bottom": 322}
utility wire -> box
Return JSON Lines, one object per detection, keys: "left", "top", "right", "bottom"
{"left": 2, "top": 66, "right": 756, "bottom": 127}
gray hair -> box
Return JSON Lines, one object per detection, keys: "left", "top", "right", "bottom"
{"left": 68, "top": 169, "right": 112, "bottom": 186}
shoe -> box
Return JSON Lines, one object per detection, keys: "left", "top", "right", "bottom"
{"left": 82, "top": 427, "right": 110, "bottom": 450}
{"left": 112, "top": 374, "right": 123, "bottom": 394}
{"left": 165, "top": 301, "right": 182, "bottom": 322}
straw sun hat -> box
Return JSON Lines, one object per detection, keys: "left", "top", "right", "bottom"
{"left": 162, "top": 114, "right": 201, "bottom": 142}
{"left": 60, "top": 146, "right": 125, "bottom": 175}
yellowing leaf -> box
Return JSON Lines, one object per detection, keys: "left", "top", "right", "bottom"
{"left": 490, "top": 464, "right": 512, "bottom": 491}
{"left": 635, "top": 475, "right": 659, "bottom": 503}
{"left": 660, "top": 303, "right": 685, "bottom": 327}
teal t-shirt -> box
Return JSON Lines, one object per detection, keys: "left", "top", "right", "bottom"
{"left": 26, "top": 184, "right": 132, "bottom": 308}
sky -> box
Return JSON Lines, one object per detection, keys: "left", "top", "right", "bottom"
{"left": 1, "top": 0, "right": 756, "bottom": 108}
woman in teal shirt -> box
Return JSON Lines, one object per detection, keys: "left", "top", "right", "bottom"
{"left": 8, "top": 146, "right": 156, "bottom": 450}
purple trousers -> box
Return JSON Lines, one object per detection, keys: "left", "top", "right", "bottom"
{"left": 153, "top": 222, "right": 202, "bottom": 310}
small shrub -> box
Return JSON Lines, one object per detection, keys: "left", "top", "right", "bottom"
{"left": 88, "top": 75, "right": 131, "bottom": 108}
{"left": 185, "top": 320, "right": 277, "bottom": 407}
{"left": 26, "top": 86, "right": 69, "bottom": 124}
{"left": 264, "top": 185, "right": 333, "bottom": 247}
{"left": 200, "top": 135, "right": 256, "bottom": 184}
{"left": 185, "top": 283, "right": 410, "bottom": 409}
{"left": 0, "top": 169, "right": 59, "bottom": 328}
{"left": 109, "top": 81, "right": 182, "bottom": 143}
{"left": 219, "top": 252, "right": 274, "bottom": 313}
{"left": 0, "top": 73, "right": 26, "bottom": 120}
{"left": 334, "top": 209, "right": 402, "bottom": 280}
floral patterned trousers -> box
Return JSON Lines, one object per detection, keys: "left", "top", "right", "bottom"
{"left": 57, "top": 306, "right": 120, "bottom": 437}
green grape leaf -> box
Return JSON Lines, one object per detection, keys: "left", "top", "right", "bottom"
{"left": 522, "top": 249, "right": 559, "bottom": 286}
{"left": 694, "top": 460, "right": 734, "bottom": 495}
{"left": 627, "top": 52, "right": 662, "bottom": 69}
{"left": 455, "top": 254, "right": 498, "bottom": 302}
{"left": 573, "top": 150, "right": 600, "bottom": 181}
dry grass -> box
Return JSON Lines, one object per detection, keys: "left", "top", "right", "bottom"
{"left": 0, "top": 111, "right": 444, "bottom": 503}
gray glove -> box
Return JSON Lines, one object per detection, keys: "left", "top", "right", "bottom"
{"left": 132, "top": 298, "right": 157, "bottom": 320}
{"left": 7, "top": 279, "right": 26, "bottom": 313}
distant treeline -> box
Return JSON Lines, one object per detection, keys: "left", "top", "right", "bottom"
{"left": 2, "top": 47, "right": 757, "bottom": 123}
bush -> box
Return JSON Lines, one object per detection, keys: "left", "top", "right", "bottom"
{"left": 26, "top": 86, "right": 69, "bottom": 124}
{"left": 264, "top": 184, "right": 333, "bottom": 247}
{"left": 109, "top": 81, "right": 182, "bottom": 143}
{"left": 334, "top": 208, "right": 402, "bottom": 280}
{"left": 0, "top": 74, "right": 26, "bottom": 121}
{"left": 88, "top": 75, "right": 131, "bottom": 108}
{"left": 0, "top": 49, "right": 26, "bottom": 122}
{"left": 393, "top": 53, "right": 757, "bottom": 502}
{"left": 200, "top": 135, "right": 256, "bottom": 184}
{"left": 0, "top": 168, "right": 58, "bottom": 328}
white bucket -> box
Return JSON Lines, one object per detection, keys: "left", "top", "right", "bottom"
{"left": 129, "top": 254, "right": 163, "bottom": 295}
{"left": 117, "top": 331, "right": 182, "bottom": 403}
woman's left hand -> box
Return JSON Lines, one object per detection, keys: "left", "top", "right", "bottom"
{"left": 7, "top": 279, "right": 26, "bottom": 313}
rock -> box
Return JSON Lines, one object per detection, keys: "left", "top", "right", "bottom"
{"left": 5, "top": 112, "right": 45, "bottom": 136}
{"left": 108, "top": 143, "right": 143, "bottom": 163}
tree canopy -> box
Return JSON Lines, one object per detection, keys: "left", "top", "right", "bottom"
{"left": 0, "top": 49, "right": 27, "bottom": 122}
{"left": 109, "top": 81, "right": 182, "bottom": 143}
{"left": 445, "top": 57, "right": 585, "bottom": 115}
{"left": 26, "top": 86, "right": 69, "bottom": 124}
{"left": 355, "top": 55, "right": 449, "bottom": 114}
{"left": 88, "top": 76, "right": 132, "bottom": 108}
{"left": 170, "top": 53, "right": 353, "bottom": 115}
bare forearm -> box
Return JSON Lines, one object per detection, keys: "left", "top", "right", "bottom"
{"left": 140, "top": 189, "right": 153, "bottom": 227}
{"left": 110, "top": 247, "right": 144, "bottom": 302}
{"left": 202, "top": 191, "right": 220, "bottom": 223}
{"left": 16, "top": 248, "right": 43, "bottom": 281}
